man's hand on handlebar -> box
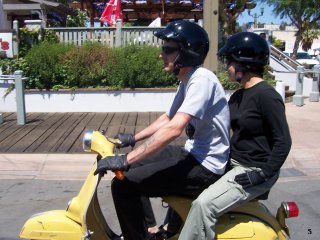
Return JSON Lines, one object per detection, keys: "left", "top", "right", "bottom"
{"left": 94, "top": 155, "right": 130, "bottom": 175}
{"left": 114, "top": 133, "right": 136, "bottom": 148}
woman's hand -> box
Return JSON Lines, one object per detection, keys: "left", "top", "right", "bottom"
{"left": 234, "top": 170, "right": 268, "bottom": 188}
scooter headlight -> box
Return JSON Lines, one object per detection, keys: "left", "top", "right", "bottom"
{"left": 83, "top": 130, "right": 93, "bottom": 152}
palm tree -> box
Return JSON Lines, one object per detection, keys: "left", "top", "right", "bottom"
{"left": 260, "top": 0, "right": 320, "bottom": 59}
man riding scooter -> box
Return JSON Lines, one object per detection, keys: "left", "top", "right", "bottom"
{"left": 94, "top": 20, "right": 230, "bottom": 240}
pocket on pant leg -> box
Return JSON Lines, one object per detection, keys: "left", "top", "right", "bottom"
{"left": 210, "top": 183, "right": 247, "bottom": 215}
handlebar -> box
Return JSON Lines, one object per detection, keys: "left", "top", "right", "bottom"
{"left": 83, "top": 130, "right": 124, "bottom": 180}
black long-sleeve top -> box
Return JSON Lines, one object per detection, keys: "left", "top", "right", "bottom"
{"left": 228, "top": 81, "right": 292, "bottom": 176}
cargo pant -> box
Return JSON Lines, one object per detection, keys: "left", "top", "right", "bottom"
{"left": 179, "top": 159, "right": 279, "bottom": 240}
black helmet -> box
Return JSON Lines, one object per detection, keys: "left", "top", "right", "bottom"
{"left": 218, "top": 32, "right": 270, "bottom": 67}
{"left": 155, "top": 20, "right": 209, "bottom": 67}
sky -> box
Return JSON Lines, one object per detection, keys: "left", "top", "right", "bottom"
{"left": 237, "top": 3, "right": 290, "bottom": 26}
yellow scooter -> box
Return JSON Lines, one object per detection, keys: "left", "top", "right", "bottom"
{"left": 20, "top": 130, "right": 299, "bottom": 240}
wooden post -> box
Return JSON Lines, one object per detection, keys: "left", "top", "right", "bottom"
{"left": 115, "top": 20, "right": 122, "bottom": 47}
{"left": 203, "top": 0, "right": 219, "bottom": 74}
{"left": 13, "top": 20, "right": 19, "bottom": 57}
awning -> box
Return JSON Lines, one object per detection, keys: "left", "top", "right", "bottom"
{"left": 3, "top": 0, "right": 76, "bottom": 15}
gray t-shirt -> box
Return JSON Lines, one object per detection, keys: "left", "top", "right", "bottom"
{"left": 167, "top": 67, "right": 230, "bottom": 175}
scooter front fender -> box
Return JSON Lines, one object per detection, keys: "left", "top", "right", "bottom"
{"left": 19, "top": 210, "right": 84, "bottom": 240}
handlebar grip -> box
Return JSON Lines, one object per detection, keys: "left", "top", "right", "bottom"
{"left": 115, "top": 170, "right": 125, "bottom": 180}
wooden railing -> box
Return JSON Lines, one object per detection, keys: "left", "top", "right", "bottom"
{"left": 45, "top": 21, "right": 164, "bottom": 47}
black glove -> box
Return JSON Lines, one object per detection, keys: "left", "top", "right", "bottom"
{"left": 234, "top": 170, "right": 267, "bottom": 188}
{"left": 115, "top": 133, "right": 135, "bottom": 148}
{"left": 94, "top": 154, "right": 129, "bottom": 175}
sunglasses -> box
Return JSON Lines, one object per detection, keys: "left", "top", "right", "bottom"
{"left": 161, "top": 46, "right": 180, "bottom": 55}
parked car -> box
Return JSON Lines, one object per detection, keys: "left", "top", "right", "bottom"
{"left": 295, "top": 51, "right": 320, "bottom": 69}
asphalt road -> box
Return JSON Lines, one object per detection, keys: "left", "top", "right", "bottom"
{"left": 0, "top": 178, "right": 166, "bottom": 240}
{"left": 0, "top": 176, "right": 319, "bottom": 240}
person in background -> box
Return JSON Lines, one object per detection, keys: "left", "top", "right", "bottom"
{"left": 259, "top": 32, "right": 267, "bottom": 39}
{"left": 259, "top": 32, "right": 271, "bottom": 47}
{"left": 179, "top": 31, "right": 292, "bottom": 240}
{"left": 94, "top": 20, "right": 230, "bottom": 240}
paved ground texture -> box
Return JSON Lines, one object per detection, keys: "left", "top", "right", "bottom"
{"left": 1, "top": 100, "right": 319, "bottom": 181}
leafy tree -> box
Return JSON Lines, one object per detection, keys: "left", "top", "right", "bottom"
{"left": 66, "top": 9, "right": 89, "bottom": 27}
{"left": 301, "top": 29, "right": 320, "bottom": 51}
{"left": 271, "top": 36, "right": 285, "bottom": 50}
{"left": 260, "top": 0, "right": 320, "bottom": 58}
{"left": 219, "top": 0, "right": 256, "bottom": 37}
{"left": 76, "top": 0, "right": 96, "bottom": 27}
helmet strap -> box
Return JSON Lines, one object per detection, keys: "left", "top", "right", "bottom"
{"left": 234, "top": 63, "right": 247, "bottom": 83}
{"left": 235, "top": 71, "right": 243, "bottom": 82}
{"left": 173, "top": 53, "right": 182, "bottom": 75}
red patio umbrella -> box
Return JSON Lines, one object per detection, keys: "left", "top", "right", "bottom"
{"left": 100, "top": 0, "right": 123, "bottom": 26}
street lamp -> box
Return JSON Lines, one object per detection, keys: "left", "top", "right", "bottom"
{"left": 248, "top": 7, "right": 264, "bottom": 28}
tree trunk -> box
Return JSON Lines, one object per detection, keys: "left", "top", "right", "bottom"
{"left": 292, "top": 30, "right": 302, "bottom": 60}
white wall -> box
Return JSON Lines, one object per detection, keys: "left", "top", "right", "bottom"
{"left": 272, "top": 30, "right": 320, "bottom": 54}
{"left": 0, "top": 88, "right": 176, "bottom": 113}
{"left": 0, "top": 84, "right": 235, "bottom": 113}
{"left": 274, "top": 72, "right": 314, "bottom": 97}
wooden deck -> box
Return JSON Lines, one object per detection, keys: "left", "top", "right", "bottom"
{"left": 0, "top": 112, "right": 187, "bottom": 153}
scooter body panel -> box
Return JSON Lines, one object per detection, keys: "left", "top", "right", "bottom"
{"left": 216, "top": 213, "right": 279, "bottom": 240}
{"left": 216, "top": 213, "right": 255, "bottom": 238}
{"left": 66, "top": 162, "right": 99, "bottom": 227}
{"left": 163, "top": 196, "right": 290, "bottom": 240}
{"left": 19, "top": 210, "right": 83, "bottom": 240}
{"left": 20, "top": 162, "right": 114, "bottom": 240}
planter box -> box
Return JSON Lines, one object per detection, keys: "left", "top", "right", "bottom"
{"left": 0, "top": 82, "right": 235, "bottom": 112}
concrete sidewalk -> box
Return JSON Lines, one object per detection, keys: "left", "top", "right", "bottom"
{"left": 282, "top": 100, "right": 320, "bottom": 179}
{"left": 0, "top": 100, "right": 319, "bottom": 181}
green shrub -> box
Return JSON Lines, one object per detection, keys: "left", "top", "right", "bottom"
{"left": 0, "top": 57, "right": 29, "bottom": 75}
{"left": 2, "top": 42, "right": 276, "bottom": 92}
{"left": 22, "top": 43, "right": 178, "bottom": 90}
{"left": 104, "top": 45, "right": 178, "bottom": 89}
{"left": 24, "top": 42, "right": 74, "bottom": 89}
{"left": 217, "top": 62, "right": 240, "bottom": 90}
{"left": 18, "top": 27, "right": 41, "bottom": 57}
{"left": 43, "top": 29, "right": 60, "bottom": 44}
{"left": 61, "top": 43, "right": 111, "bottom": 88}
{"left": 0, "top": 57, "right": 30, "bottom": 98}
{"left": 66, "top": 9, "right": 89, "bottom": 27}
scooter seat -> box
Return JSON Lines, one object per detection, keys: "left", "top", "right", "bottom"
{"left": 253, "top": 190, "right": 269, "bottom": 200}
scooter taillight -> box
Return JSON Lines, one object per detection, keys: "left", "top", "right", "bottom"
{"left": 281, "top": 202, "right": 299, "bottom": 218}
